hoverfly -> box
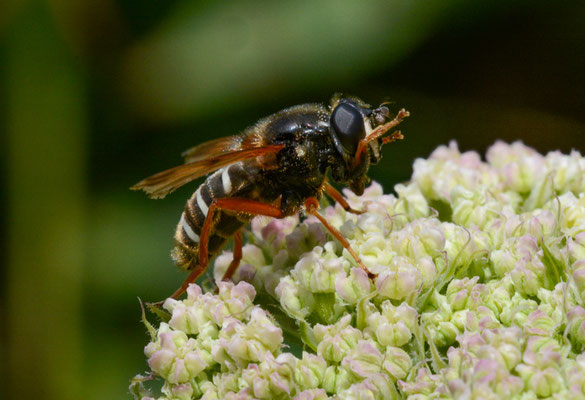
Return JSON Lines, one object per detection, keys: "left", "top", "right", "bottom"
{"left": 132, "top": 95, "right": 408, "bottom": 299}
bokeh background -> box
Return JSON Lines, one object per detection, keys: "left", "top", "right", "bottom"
{"left": 2, "top": 0, "right": 585, "bottom": 399}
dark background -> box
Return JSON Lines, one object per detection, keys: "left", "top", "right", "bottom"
{"left": 2, "top": 1, "right": 584, "bottom": 399}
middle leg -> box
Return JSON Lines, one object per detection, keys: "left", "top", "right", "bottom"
{"left": 323, "top": 181, "right": 364, "bottom": 214}
{"left": 221, "top": 230, "right": 243, "bottom": 281}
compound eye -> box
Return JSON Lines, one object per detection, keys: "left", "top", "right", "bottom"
{"left": 331, "top": 102, "right": 366, "bottom": 154}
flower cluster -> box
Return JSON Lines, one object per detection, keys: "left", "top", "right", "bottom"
{"left": 133, "top": 141, "right": 585, "bottom": 399}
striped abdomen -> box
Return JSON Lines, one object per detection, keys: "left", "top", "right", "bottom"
{"left": 171, "top": 161, "right": 263, "bottom": 270}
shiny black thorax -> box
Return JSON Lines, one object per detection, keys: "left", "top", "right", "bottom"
{"left": 251, "top": 104, "right": 344, "bottom": 214}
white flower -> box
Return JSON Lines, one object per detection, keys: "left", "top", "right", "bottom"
{"left": 135, "top": 142, "right": 585, "bottom": 400}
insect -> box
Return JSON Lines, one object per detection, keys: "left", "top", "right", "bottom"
{"left": 132, "top": 95, "right": 408, "bottom": 299}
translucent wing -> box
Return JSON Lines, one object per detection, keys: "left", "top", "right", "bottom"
{"left": 181, "top": 135, "right": 242, "bottom": 164}
{"left": 131, "top": 144, "right": 284, "bottom": 199}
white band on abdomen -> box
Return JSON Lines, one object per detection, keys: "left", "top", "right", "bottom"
{"left": 196, "top": 188, "right": 209, "bottom": 216}
{"left": 180, "top": 212, "right": 200, "bottom": 242}
{"left": 221, "top": 167, "right": 232, "bottom": 194}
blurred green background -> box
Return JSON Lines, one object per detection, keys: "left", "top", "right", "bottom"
{"left": 2, "top": 0, "right": 585, "bottom": 399}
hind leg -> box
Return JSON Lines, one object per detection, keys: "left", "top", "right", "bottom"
{"left": 169, "top": 261, "right": 207, "bottom": 299}
{"left": 169, "top": 199, "right": 283, "bottom": 300}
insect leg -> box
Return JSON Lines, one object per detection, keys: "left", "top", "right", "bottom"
{"left": 353, "top": 108, "right": 409, "bottom": 168}
{"left": 221, "top": 230, "right": 243, "bottom": 281}
{"left": 169, "top": 200, "right": 282, "bottom": 300}
{"left": 323, "top": 181, "right": 364, "bottom": 214}
{"left": 199, "top": 198, "right": 284, "bottom": 268}
{"left": 304, "top": 197, "right": 377, "bottom": 280}
{"left": 169, "top": 262, "right": 207, "bottom": 299}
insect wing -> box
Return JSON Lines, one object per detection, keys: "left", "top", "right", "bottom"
{"left": 131, "top": 145, "right": 284, "bottom": 199}
{"left": 181, "top": 135, "right": 241, "bottom": 163}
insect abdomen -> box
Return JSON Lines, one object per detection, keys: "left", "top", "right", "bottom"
{"left": 171, "top": 162, "right": 259, "bottom": 270}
